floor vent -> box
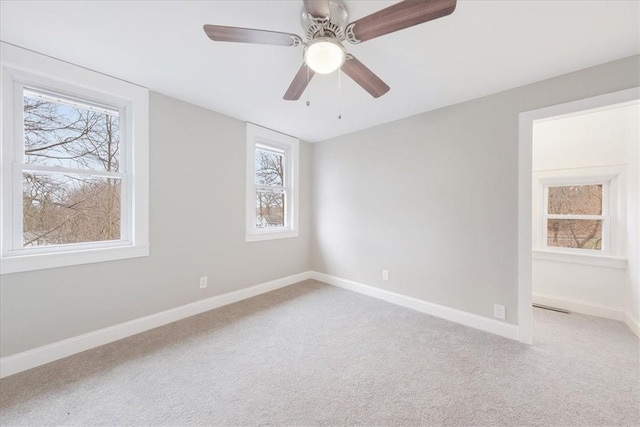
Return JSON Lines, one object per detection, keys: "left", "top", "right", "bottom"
{"left": 533, "top": 303, "right": 570, "bottom": 314}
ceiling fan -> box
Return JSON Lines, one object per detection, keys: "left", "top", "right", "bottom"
{"left": 203, "top": 0, "right": 457, "bottom": 101}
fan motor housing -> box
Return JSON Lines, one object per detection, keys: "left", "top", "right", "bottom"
{"left": 301, "top": 0, "right": 349, "bottom": 41}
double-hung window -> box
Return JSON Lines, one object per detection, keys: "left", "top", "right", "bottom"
{"left": 245, "top": 123, "right": 299, "bottom": 241}
{"left": 543, "top": 183, "right": 608, "bottom": 251}
{"left": 19, "top": 89, "right": 124, "bottom": 248}
{"left": 1, "top": 43, "right": 149, "bottom": 274}
{"left": 533, "top": 167, "right": 625, "bottom": 264}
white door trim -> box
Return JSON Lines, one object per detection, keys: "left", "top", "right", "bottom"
{"left": 518, "top": 87, "right": 640, "bottom": 345}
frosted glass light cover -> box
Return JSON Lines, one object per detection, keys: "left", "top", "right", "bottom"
{"left": 304, "top": 39, "right": 346, "bottom": 74}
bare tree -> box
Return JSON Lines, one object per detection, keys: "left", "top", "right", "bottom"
{"left": 547, "top": 185, "right": 602, "bottom": 249}
{"left": 255, "top": 150, "right": 284, "bottom": 227}
{"left": 22, "top": 93, "right": 121, "bottom": 246}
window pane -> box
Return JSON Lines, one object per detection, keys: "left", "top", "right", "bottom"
{"left": 23, "top": 173, "right": 121, "bottom": 246}
{"left": 255, "top": 148, "right": 284, "bottom": 186}
{"left": 255, "top": 191, "right": 284, "bottom": 228}
{"left": 23, "top": 90, "right": 120, "bottom": 172}
{"left": 547, "top": 219, "right": 602, "bottom": 250}
{"left": 548, "top": 185, "right": 602, "bottom": 215}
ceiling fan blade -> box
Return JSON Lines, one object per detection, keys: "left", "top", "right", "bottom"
{"left": 203, "top": 25, "right": 302, "bottom": 47}
{"left": 346, "top": 0, "right": 457, "bottom": 43}
{"left": 284, "top": 64, "right": 315, "bottom": 100}
{"left": 303, "top": 0, "right": 330, "bottom": 19}
{"left": 341, "top": 55, "right": 390, "bottom": 98}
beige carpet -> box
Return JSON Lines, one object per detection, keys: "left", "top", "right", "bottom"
{"left": 1, "top": 279, "right": 638, "bottom": 426}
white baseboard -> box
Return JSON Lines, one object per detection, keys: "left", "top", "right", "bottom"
{"left": 311, "top": 272, "right": 520, "bottom": 342}
{"left": 0, "top": 271, "right": 313, "bottom": 378}
{"left": 18, "top": 271, "right": 629, "bottom": 378}
{"left": 625, "top": 311, "right": 640, "bottom": 339}
{"left": 532, "top": 293, "right": 625, "bottom": 321}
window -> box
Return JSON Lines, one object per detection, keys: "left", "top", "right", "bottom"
{"left": 21, "top": 89, "right": 123, "bottom": 247}
{"left": 533, "top": 167, "right": 624, "bottom": 261}
{"left": 1, "top": 43, "right": 149, "bottom": 273}
{"left": 545, "top": 184, "right": 606, "bottom": 250}
{"left": 245, "top": 123, "right": 299, "bottom": 242}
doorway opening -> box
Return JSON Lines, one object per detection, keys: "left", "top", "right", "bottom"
{"left": 518, "top": 87, "right": 640, "bottom": 344}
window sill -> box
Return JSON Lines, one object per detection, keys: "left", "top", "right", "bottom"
{"left": 532, "top": 249, "right": 627, "bottom": 270}
{"left": 245, "top": 229, "right": 299, "bottom": 242}
{"left": 1, "top": 244, "right": 149, "bottom": 275}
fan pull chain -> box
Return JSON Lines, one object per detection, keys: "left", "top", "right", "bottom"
{"left": 338, "top": 69, "right": 342, "bottom": 120}
{"left": 306, "top": 66, "right": 311, "bottom": 107}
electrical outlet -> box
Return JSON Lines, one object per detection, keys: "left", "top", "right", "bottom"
{"left": 494, "top": 304, "right": 506, "bottom": 320}
{"left": 199, "top": 276, "right": 208, "bottom": 289}
{"left": 382, "top": 269, "right": 389, "bottom": 281}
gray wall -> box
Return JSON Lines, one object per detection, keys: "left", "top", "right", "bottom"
{"left": 0, "top": 92, "right": 312, "bottom": 357}
{"left": 311, "top": 55, "right": 640, "bottom": 325}
{"left": 627, "top": 99, "right": 640, "bottom": 324}
{"left": 2, "top": 56, "right": 638, "bottom": 358}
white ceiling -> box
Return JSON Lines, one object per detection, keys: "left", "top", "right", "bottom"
{"left": 1, "top": 1, "right": 638, "bottom": 142}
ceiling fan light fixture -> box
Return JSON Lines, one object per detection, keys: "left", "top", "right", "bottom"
{"left": 304, "top": 38, "right": 346, "bottom": 74}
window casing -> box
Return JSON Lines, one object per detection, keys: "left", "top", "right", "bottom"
{"left": 533, "top": 167, "right": 626, "bottom": 265}
{"left": 245, "top": 123, "right": 299, "bottom": 242}
{"left": 1, "top": 43, "right": 149, "bottom": 274}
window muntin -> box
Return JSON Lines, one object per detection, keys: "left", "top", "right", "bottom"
{"left": 245, "top": 123, "right": 298, "bottom": 242}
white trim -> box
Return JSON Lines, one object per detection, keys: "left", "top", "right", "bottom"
{"left": 311, "top": 272, "right": 519, "bottom": 341}
{"left": 532, "top": 292, "right": 625, "bottom": 321}
{"left": 518, "top": 87, "right": 640, "bottom": 346}
{"left": 19, "top": 164, "right": 125, "bottom": 178}
{"left": 245, "top": 122, "right": 299, "bottom": 242}
{"left": 0, "top": 271, "right": 313, "bottom": 378}
{"left": 1, "top": 245, "right": 148, "bottom": 274}
{"left": 245, "top": 230, "right": 300, "bottom": 242}
{"left": 625, "top": 311, "right": 640, "bottom": 339}
{"left": 534, "top": 98, "right": 640, "bottom": 123}
{"left": 533, "top": 166, "right": 626, "bottom": 257}
{"left": 0, "top": 269, "right": 524, "bottom": 378}
{"left": 2, "top": 267, "right": 634, "bottom": 378}
{"left": 0, "top": 43, "right": 149, "bottom": 274}
{"left": 532, "top": 250, "right": 627, "bottom": 269}
{"left": 518, "top": 111, "right": 534, "bottom": 345}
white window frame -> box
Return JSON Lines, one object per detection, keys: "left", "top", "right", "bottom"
{"left": 245, "top": 123, "right": 299, "bottom": 242}
{"left": 532, "top": 166, "right": 626, "bottom": 268}
{"left": 1, "top": 43, "right": 149, "bottom": 274}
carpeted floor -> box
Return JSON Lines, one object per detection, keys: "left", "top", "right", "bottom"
{"left": 1, "top": 279, "right": 638, "bottom": 426}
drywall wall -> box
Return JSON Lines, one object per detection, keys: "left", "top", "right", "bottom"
{"left": 311, "top": 55, "right": 640, "bottom": 325}
{"left": 531, "top": 104, "right": 638, "bottom": 320}
{"left": 625, "top": 104, "right": 640, "bottom": 328}
{"left": 0, "top": 92, "right": 312, "bottom": 357}
{"left": 533, "top": 105, "right": 636, "bottom": 171}
{"left": 532, "top": 261, "right": 627, "bottom": 318}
